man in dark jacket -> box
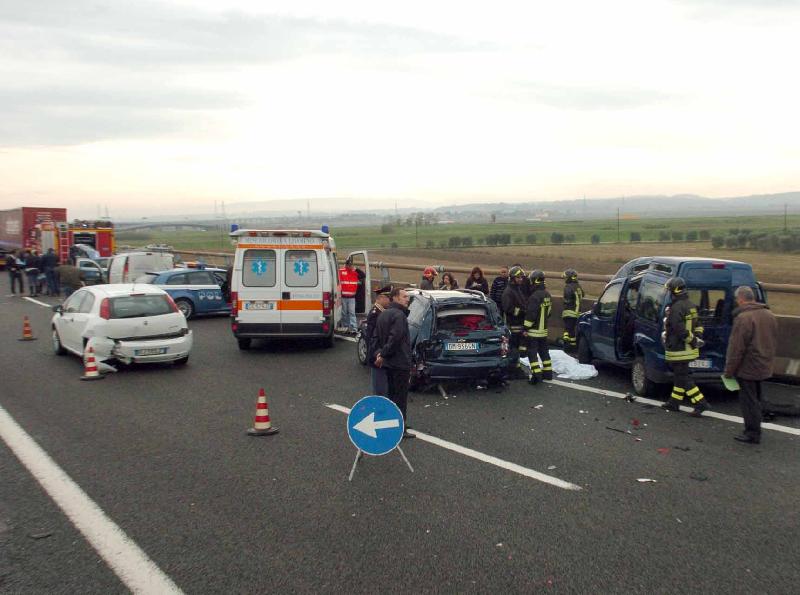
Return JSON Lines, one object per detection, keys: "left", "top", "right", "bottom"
{"left": 524, "top": 270, "right": 552, "bottom": 384}
{"left": 489, "top": 266, "right": 509, "bottom": 309}
{"left": 725, "top": 286, "right": 778, "bottom": 444}
{"left": 365, "top": 285, "right": 392, "bottom": 396}
{"left": 42, "top": 248, "right": 60, "bottom": 296}
{"left": 501, "top": 266, "right": 529, "bottom": 374}
{"left": 6, "top": 252, "right": 25, "bottom": 295}
{"left": 374, "top": 287, "right": 414, "bottom": 438}
{"left": 661, "top": 277, "right": 710, "bottom": 416}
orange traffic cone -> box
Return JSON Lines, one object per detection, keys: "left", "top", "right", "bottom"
{"left": 80, "top": 346, "right": 105, "bottom": 381}
{"left": 247, "top": 388, "right": 279, "bottom": 436}
{"left": 18, "top": 315, "right": 37, "bottom": 341}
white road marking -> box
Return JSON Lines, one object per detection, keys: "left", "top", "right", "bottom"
{"left": 546, "top": 379, "right": 800, "bottom": 437}
{"left": 0, "top": 404, "right": 183, "bottom": 594}
{"left": 23, "top": 296, "right": 52, "bottom": 308}
{"left": 334, "top": 334, "right": 359, "bottom": 343}
{"left": 325, "top": 403, "right": 582, "bottom": 491}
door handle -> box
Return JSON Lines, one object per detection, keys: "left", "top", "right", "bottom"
{"left": 282, "top": 292, "right": 290, "bottom": 300}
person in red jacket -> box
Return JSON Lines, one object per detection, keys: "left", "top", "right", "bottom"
{"left": 338, "top": 257, "right": 360, "bottom": 333}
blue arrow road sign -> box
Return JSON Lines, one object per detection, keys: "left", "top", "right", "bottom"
{"left": 347, "top": 396, "right": 404, "bottom": 456}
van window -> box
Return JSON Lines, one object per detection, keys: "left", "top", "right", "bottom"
{"left": 285, "top": 250, "right": 318, "bottom": 287}
{"left": 243, "top": 250, "right": 277, "bottom": 287}
{"left": 688, "top": 289, "right": 729, "bottom": 326}
{"left": 597, "top": 283, "right": 622, "bottom": 318}
{"left": 637, "top": 281, "right": 666, "bottom": 322}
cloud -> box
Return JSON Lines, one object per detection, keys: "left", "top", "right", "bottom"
{"left": 513, "top": 82, "right": 675, "bottom": 111}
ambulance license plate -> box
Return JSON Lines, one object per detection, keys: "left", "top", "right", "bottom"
{"left": 245, "top": 301, "right": 275, "bottom": 310}
{"left": 689, "top": 359, "right": 712, "bottom": 369}
{"left": 135, "top": 347, "right": 167, "bottom": 356}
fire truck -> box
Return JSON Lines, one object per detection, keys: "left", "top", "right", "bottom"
{"left": 0, "top": 207, "right": 115, "bottom": 266}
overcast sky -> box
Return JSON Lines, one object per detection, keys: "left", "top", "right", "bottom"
{"left": 1, "top": 0, "right": 798, "bottom": 218}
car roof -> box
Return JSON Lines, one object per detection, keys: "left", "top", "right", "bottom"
{"left": 646, "top": 256, "right": 750, "bottom": 266}
{"left": 408, "top": 289, "right": 490, "bottom": 304}
{"left": 83, "top": 284, "right": 167, "bottom": 297}
{"left": 151, "top": 267, "right": 226, "bottom": 275}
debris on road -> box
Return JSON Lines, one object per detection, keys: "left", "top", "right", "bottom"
{"left": 657, "top": 448, "right": 671, "bottom": 455}
{"left": 28, "top": 531, "right": 53, "bottom": 540}
{"left": 624, "top": 392, "right": 637, "bottom": 402}
{"left": 636, "top": 478, "right": 657, "bottom": 483}
{"left": 690, "top": 473, "right": 709, "bottom": 482}
{"left": 674, "top": 446, "right": 691, "bottom": 452}
{"left": 547, "top": 465, "right": 557, "bottom": 470}
{"left": 534, "top": 404, "right": 543, "bottom": 410}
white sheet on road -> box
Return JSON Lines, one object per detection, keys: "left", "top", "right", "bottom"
{"left": 521, "top": 350, "right": 598, "bottom": 380}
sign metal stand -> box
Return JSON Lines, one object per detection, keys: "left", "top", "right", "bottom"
{"left": 346, "top": 396, "right": 413, "bottom": 481}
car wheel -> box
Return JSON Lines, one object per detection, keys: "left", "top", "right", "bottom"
{"left": 174, "top": 356, "right": 189, "bottom": 366}
{"left": 52, "top": 328, "right": 66, "bottom": 355}
{"left": 356, "top": 335, "right": 368, "bottom": 364}
{"left": 237, "top": 338, "right": 252, "bottom": 350}
{"left": 631, "top": 356, "right": 657, "bottom": 397}
{"left": 175, "top": 298, "right": 194, "bottom": 319}
{"left": 576, "top": 334, "right": 592, "bottom": 364}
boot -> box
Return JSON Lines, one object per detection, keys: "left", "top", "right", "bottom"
{"left": 661, "top": 399, "right": 680, "bottom": 412}
{"left": 528, "top": 373, "right": 542, "bottom": 385}
{"left": 691, "top": 400, "right": 710, "bottom": 417}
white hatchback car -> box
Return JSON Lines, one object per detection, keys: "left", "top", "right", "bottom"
{"left": 51, "top": 284, "right": 193, "bottom": 365}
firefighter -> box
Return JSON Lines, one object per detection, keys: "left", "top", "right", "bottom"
{"left": 661, "top": 277, "right": 711, "bottom": 416}
{"left": 525, "top": 270, "right": 552, "bottom": 384}
{"left": 501, "top": 265, "right": 529, "bottom": 375}
{"left": 561, "top": 268, "right": 583, "bottom": 348}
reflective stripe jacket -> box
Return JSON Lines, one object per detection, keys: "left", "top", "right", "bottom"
{"left": 562, "top": 281, "right": 584, "bottom": 318}
{"left": 664, "top": 294, "right": 703, "bottom": 362}
{"left": 501, "top": 283, "right": 529, "bottom": 329}
{"left": 339, "top": 267, "right": 359, "bottom": 297}
{"left": 524, "top": 286, "right": 552, "bottom": 338}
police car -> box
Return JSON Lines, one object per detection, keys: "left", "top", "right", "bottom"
{"left": 134, "top": 267, "right": 230, "bottom": 319}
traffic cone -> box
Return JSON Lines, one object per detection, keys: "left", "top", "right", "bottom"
{"left": 247, "top": 388, "right": 278, "bottom": 436}
{"left": 18, "top": 315, "right": 37, "bottom": 341}
{"left": 80, "top": 346, "right": 105, "bottom": 381}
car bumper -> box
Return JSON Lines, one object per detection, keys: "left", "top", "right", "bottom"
{"left": 233, "top": 322, "right": 330, "bottom": 338}
{"left": 112, "top": 332, "right": 193, "bottom": 364}
{"left": 420, "top": 357, "right": 510, "bottom": 381}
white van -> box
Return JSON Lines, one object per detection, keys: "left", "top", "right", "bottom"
{"left": 229, "top": 229, "right": 370, "bottom": 349}
{"left": 107, "top": 252, "right": 175, "bottom": 284}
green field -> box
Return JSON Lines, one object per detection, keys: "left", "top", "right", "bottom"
{"left": 117, "top": 214, "right": 800, "bottom": 253}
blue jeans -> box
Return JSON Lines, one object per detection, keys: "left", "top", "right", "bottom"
{"left": 341, "top": 297, "right": 357, "bottom": 330}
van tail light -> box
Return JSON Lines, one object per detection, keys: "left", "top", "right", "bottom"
{"left": 123, "top": 259, "right": 129, "bottom": 282}
{"left": 711, "top": 262, "right": 726, "bottom": 269}
{"left": 99, "top": 298, "right": 111, "bottom": 320}
{"left": 501, "top": 335, "right": 509, "bottom": 357}
{"left": 322, "top": 291, "right": 332, "bottom": 316}
{"left": 164, "top": 294, "right": 180, "bottom": 313}
{"left": 231, "top": 291, "right": 238, "bottom": 316}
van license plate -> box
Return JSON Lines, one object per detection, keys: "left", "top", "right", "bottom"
{"left": 135, "top": 347, "right": 167, "bottom": 356}
{"left": 446, "top": 342, "right": 479, "bottom": 352}
{"left": 689, "top": 359, "right": 712, "bottom": 369}
{"left": 245, "top": 301, "right": 274, "bottom": 310}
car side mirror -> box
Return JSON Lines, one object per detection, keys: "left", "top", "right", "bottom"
{"left": 592, "top": 301, "right": 600, "bottom": 315}
{"left": 52, "top": 304, "right": 63, "bottom": 314}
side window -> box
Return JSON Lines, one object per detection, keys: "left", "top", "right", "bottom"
{"left": 166, "top": 273, "right": 189, "bottom": 285}
{"left": 78, "top": 293, "right": 96, "bottom": 314}
{"left": 407, "top": 297, "right": 428, "bottom": 344}
{"left": 187, "top": 271, "right": 216, "bottom": 285}
{"left": 64, "top": 291, "right": 87, "bottom": 313}
{"left": 597, "top": 283, "right": 623, "bottom": 318}
{"left": 637, "top": 281, "right": 666, "bottom": 323}
{"left": 285, "top": 250, "right": 318, "bottom": 287}
{"left": 242, "top": 250, "right": 276, "bottom": 287}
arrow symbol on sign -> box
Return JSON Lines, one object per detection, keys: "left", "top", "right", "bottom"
{"left": 353, "top": 412, "right": 400, "bottom": 438}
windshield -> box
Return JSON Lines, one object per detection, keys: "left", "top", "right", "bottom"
{"left": 109, "top": 295, "right": 173, "bottom": 318}
{"left": 436, "top": 306, "right": 495, "bottom": 331}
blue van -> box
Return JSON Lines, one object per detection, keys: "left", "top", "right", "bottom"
{"left": 576, "top": 257, "right": 766, "bottom": 396}
{"left": 135, "top": 267, "right": 230, "bottom": 319}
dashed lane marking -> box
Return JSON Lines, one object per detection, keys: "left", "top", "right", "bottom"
{"left": 546, "top": 379, "right": 800, "bottom": 437}
{"left": 0, "top": 403, "right": 183, "bottom": 594}
{"left": 325, "top": 403, "right": 582, "bottom": 491}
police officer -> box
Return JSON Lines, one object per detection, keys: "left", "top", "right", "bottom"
{"left": 501, "top": 265, "right": 529, "bottom": 375}
{"left": 561, "top": 268, "right": 583, "bottom": 348}
{"left": 365, "top": 285, "right": 393, "bottom": 396}
{"left": 524, "top": 270, "right": 552, "bottom": 384}
{"left": 661, "top": 277, "right": 710, "bottom": 416}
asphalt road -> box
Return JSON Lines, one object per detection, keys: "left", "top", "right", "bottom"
{"left": 1, "top": 292, "right": 799, "bottom": 594}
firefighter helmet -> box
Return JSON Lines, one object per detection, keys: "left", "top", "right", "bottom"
{"left": 563, "top": 268, "right": 578, "bottom": 280}
{"left": 665, "top": 277, "right": 687, "bottom": 295}
{"left": 509, "top": 265, "right": 526, "bottom": 279}
{"left": 530, "top": 270, "right": 546, "bottom": 285}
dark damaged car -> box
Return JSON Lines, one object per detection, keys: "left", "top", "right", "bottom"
{"left": 358, "top": 289, "right": 511, "bottom": 388}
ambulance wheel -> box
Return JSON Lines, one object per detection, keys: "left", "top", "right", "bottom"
{"left": 322, "top": 332, "right": 335, "bottom": 349}
{"left": 237, "top": 338, "right": 252, "bottom": 350}
{"left": 175, "top": 298, "right": 194, "bottom": 319}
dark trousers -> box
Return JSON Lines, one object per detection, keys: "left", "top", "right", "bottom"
{"left": 668, "top": 361, "right": 705, "bottom": 404}
{"left": 386, "top": 368, "right": 410, "bottom": 423}
{"left": 527, "top": 336, "right": 552, "bottom": 380}
{"left": 509, "top": 327, "right": 526, "bottom": 372}
{"left": 562, "top": 317, "right": 577, "bottom": 346}
{"left": 738, "top": 378, "right": 762, "bottom": 439}
{"left": 370, "top": 366, "right": 389, "bottom": 397}
{"left": 45, "top": 269, "right": 59, "bottom": 295}
{"left": 9, "top": 271, "right": 24, "bottom": 294}
{"left": 26, "top": 272, "right": 38, "bottom": 295}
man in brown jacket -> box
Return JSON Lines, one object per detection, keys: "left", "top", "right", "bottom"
{"left": 724, "top": 286, "right": 778, "bottom": 444}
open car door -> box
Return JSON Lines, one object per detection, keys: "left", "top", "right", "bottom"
{"left": 347, "top": 250, "right": 372, "bottom": 316}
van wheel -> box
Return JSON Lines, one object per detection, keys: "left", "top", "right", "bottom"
{"left": 322, "top": 333, "right": 335, "bottom": 349}
{"left": 577, "top": 335, "right": 592, "bottom": 364}
{"left": 356, "top": 335, "right": 368, "bottom": 363}
{"left": 631, "top": 356, "right": 657, "bottom": 397}
{"left": 175, "top": 299, "right": 194, "bottom": 319}
{"left": 237, "top": 338, "right": 252, "bottom": 350}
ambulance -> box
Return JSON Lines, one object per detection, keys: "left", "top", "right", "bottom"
{"left": 228, "top": 228, "right": 370, "bottom": 349}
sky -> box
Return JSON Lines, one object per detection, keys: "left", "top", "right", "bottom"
{"left": 1, "top": 0, "right": 799, "bottom": 219}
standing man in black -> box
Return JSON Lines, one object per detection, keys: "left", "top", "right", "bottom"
{"left": 724, "top": 286, "right": 778, "bottom": 444}
{"left": 501, "top": 266, "right": 529, "bottom": 375}
{"left": 365, "top": 285, "right": 392, "bottom": 396}
{"left": 524, "top": 270, "right": 553, "bottom": 384}
{"left": 374, "top": 287, "right": 414, "bottom": 439}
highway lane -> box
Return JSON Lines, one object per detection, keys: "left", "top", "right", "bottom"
{"left": 1, "top": 293, "right": 799, "bottom": 593}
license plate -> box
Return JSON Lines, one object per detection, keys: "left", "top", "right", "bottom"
{"left": 244, "top": 301, "right": 274, "bottom": 310}
{"left": 135, "top": 347, "right": 167, "bottom": 356}
{"left": 689, "top": 359, "right": 712, "bottom": 369}
{"left": 445, "top": 342, "right": 479, "bottom": 352}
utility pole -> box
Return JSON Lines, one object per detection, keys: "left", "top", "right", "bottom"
{"left": 617, "top": 207, "right": 621, "bottom": 243}
{"left": 415, "top": 218, "right": 419, "bottom": 248}
{"left": 785, "top": 203, "right": 788, "bottom": 232}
